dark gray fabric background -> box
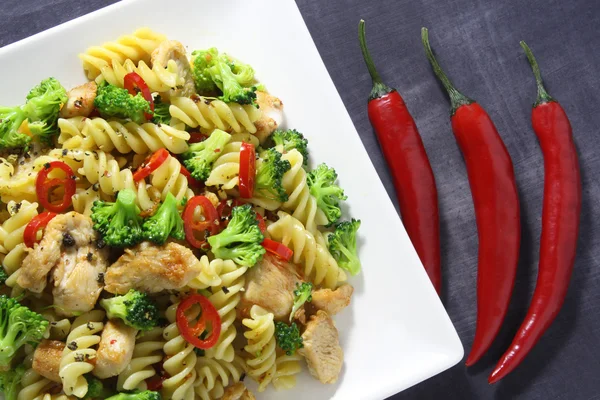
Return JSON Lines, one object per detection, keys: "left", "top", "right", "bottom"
{"left": 2, "top": 0, "right": 599, "bottom": 399}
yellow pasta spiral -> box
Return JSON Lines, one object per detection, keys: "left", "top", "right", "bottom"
{"left": 58, "top": 117, "right": 190, "bottom": 154}
{"left": 242, "top": 305, "right": 277, "bottom": 392}
{"left": 188, "top": 256, "right": 235, "bottom": 290}
{"left": 205, "top": 133, "right": 259, "bottom": 190}
{"left": 170, "top": 96, "right": 261, "bottom": 134}
{"left": 194, "top": 356, "right": 246, "bottom": 400}
{"left": 117, "top": 326, "right": 165, "bottom": 391}
{"left": 59, "top": 310, "right": 105, "bottom": 398}
{"left": 273, "top": 352, "right": 303, "bottom": 390}
{"left": 79, "top": 28, "right": 167, "bottom": 80}
{"left": 162, "top": 303, "right": 197, "bottom": 400}
{"left": 280, "top": 149, "right": 328, "bottom": 233}
{"left": 267, "top": 211, "right": 346, "bottom": 289}
{"left": 95, "top": 58, "right": 183, "bottom": 94}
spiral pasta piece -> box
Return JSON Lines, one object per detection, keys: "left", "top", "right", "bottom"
{"left": 280, "top": 149, "right": 328, "bottom": 233}
{"left": 170, "top": 96, "right": 261, "bottom": 134}
{"left": 40, "top": 309, "right": 72, "bottom": 341}
{"left": 273, "top": 352, "right": 303, "bottom": 390}
{"left": 59, "top": 310, "right": 105, "bottom": 398}
{"left": 188, "top": 256, "right": 235, "bottom": 290}
{"left": 204, "top": 264, "right": 248, "bottom": 362}
{"left": 150, "top": 154, "right": 195, "bottom": 207}
{"left": 267, "top": 211, "right": 346, "bottom": 289}
{"left": 194, "top": 356, "right": 246, "bottom": 400}
{"left": 162, "top": 303, "right": 197, "bottom": 400}
{"left": 18, "top": 367, "right": 56, "bottom": 400}
{"left": 79, "top": 28, "right": 167, "bottom": 80}
{"left": 96, "top": 58, "right": 183, "bottom": 94}
{"left": 205, "top": 133, "right": 259, "bottom": 189}
{"left": 117, "top": 326, "right": 165, "bottom": 391}
{"left": 242, "top": 305, "right": 277, "bottom": 392}
{"left": 71, "top": 186, "right": 101, "bottom": 216}
{"left": 58, "top": 117, "right": 190, "bottom": 154}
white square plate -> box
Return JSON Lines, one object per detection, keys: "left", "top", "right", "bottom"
{"left": 0, "top": 0, "right": 463, "bottom": 398}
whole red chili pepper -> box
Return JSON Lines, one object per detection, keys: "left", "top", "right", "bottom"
{"left": 488, "top": 42, "right": 581, "bottom": 384}
{"left": 358, "top": 20, "right": 442, "bottom": 294}
{"left": 421, "top": 28, "right": 521, "bottom": 365}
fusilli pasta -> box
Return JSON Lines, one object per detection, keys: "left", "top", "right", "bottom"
{"left": 194, "top": 356, "right": 246, "bottom": 400}
{"left": 280, "top": 149, "right": 328, "bottom": 233}
{"left": 59, "top": 310, "right": 105, "bottom": 398}
{"left": 267, "top": 211, "right": 346, "bottom": 289}
{"left": 58, "top": 117, "right": 190, "bottom": 154}
{"left": 162, "top": 303, "right": 197, "bottom": 400}
{"left": 187, "top": 256, "right": 236, "bottom": 290}
{"left": 242, "top": 305, "right": 277, "bottom": 392}
{"left": 169, "top": 96, "right": 261, "bottom": 134}
{"left": 117, "top": 326, "right": 165, "bottom": 391}
{"left": 79, "top": 28, "right": 167, "bottom": 80}
{"left": 95, "top": 58, "right": 183, "bottom": 94}
{"left": 205, "top": 133, "right": 259, "bottom": 189}
{"left": 272, "top": 352, "right": 303, "bottom": 390}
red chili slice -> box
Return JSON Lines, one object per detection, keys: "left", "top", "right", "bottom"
{"left": 133, "top": 149, "right": 169, "bottom": 182}
{"left": 255, "top": 213, "right": 267, "bottom": 234}
{"left": 23, "top": 212, "right": 57, "bottom": 248}
{"left": 124, "top": 72, "right": 154, "bottom": 119}
{"left": 183, "top": 196, "right": 220, "bottom": 248}
{"left": 176, "top": 294, "right": 221, "bottom": 349}
{"left": 262, "top": 238, "right": 293, "bottom": 262}
{"left": 188, "top": 132, "right": 209, "bottom": 144}
{"left": 35, "top": 161, "right": 76, "bottom": 213}
{"left": 179, "top": 164, "right": 203, "bottom": 188}
{"left": 238, "top": 142, "right": 256, "bottom": 198}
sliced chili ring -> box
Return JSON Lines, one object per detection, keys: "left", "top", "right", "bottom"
{"left": 176, "top": 294, "right": 221, "bottom": 349}
{"left": 124, "top": 71, "right": 154, "bottom": 119}
{"left": 238, "top": 142, "right": 256, "bottom": 199}
{"left": 188, "top": 132, "right": 209, "bottom": 144}
{"left": 255, "top": 213, "right": 267, "bottom": 234}
{"left": 262, "top": 238, "right": 293, "bottom": 262}
{"left": 183, "top": 195, "right": 220, "bottom": 249}
{"left": 133, "top": 148, "right": 169, "bottom": 182}
{"left": 23, "top": 212, "right": 57, "bottom": 248}
{"left": 35, "top": 161, "right": 76, "bottom": 213}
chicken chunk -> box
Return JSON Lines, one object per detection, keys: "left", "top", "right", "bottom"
{"left": 33, "top": 340, "right": 65, "bottom": 383}
{"left": 104, "top": 241, "right": 202, "bottom": 294}
{"left": 18, "top": 212, "right": 109, "bottom": 316}
{"left": 151, "top": 40, "right": 195, "bottom": 99}
{"left": 221, "top": 382, "right": 256, "bottom": 400}
{"left": 254, "top": 91, "right": 283, "bottom": 143}
{"left": 59, "top": 82, "right": 97, "bottom": 118}
{"left": 299, "top": 310, "right": 343, "bottom": 384}
{"left": 93, "top": 319, "right": 137, "bottom": 379}
{"left": 238, "top": 254, "right": 302, "bottom": 321}
{"left": 309, "top": 284, "right": 354, "bottom": 316}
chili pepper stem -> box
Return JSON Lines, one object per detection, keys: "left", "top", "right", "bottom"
{"left": 358, "top": 19, "right": 394, "bottom": 101}
{"left": 520, "top": 41, "right": 555, "bottom": 106}
{"left": 421, "top": 27, "right": 473, "bottom": 115}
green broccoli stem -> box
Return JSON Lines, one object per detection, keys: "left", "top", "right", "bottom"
{"left": 337, "top": 245, "right": 360, "bottom": 275}
{"left": 520, "top": 41, "right": 555, "bottom": 106}
{"left": 358, "top": 20, "right": 394, "bottom": 101}
{"left": 421, "top": 27, "right": 473, "bottom": 116}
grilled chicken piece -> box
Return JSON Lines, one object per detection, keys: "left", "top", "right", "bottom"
{"left": 59, "top": 82, "right": 97, "bottom": 118}
{"left": 104, "top": 241, "right": 202, "bottom": 294}
{"left": 238, "top": 254, "right": 302, "bottom": 321}
{"left": 222, "top": 382, "right": 256, "bottom": 400}
{"left": 309, "top": 284, "right": 354, "bottom": 316}
{"left": 33, "top": 340, "right": 65, "bottom": 383}
{"left": 18, "top": 212, "right": 108, "bottom": 316}
{"left": 93, "top": 319, "right": 137, "bottom": 379}
{"left": 151, "top": 40, "right": 195, "bottom": 99}
{"left": 254, "top": 91, "right": 283, "bottom": 143}
{"left": 299, "top": 310, "right": 343, "bottom": 384}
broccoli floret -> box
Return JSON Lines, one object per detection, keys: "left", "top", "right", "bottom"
{"left": 84, "top": 374, "right": 113, "bottom": 399}
{"left": 182, "top": 129, "right": 231, "bottom": 181}
{"left": 0, "top": 364, "right": 25, "bottom": 400}
{"left": 270, "top": 129, "right": 308, "bottom": 164}
{"left": 307, "top": 164, "right": 347, "bottom": 225}
{"left": 328, "top": 219, "right": 361, "bottom": 276}
{"left": 207, "top": 204, "right": 265, "bottom": 267}
{"left": 0, "top": 269, "right": 8, "bottom": 285}
{"left": 191, "top": 48, "right": 220, "bottom": 94}
{"left": 275, "top": 322, "right": 303, "bottom": 356}
{"left": 91, "top": 189, "right": 143, "bottom": 247}
{"left": 100, "top": 289, "right": 159, "bottom": 331}
{"left": 0, "top": 296, "right": 48, "bottom": 367}
{"left": 105, "top": 391, "right": 162, "bottom": 400}
{"left": 191, "top": 48, "right": 257, "bottom": 105}
{"left": 254, "top": 148, "right": 291, "bottom": 202}
{"left": 142, "top": 193, "right": 184, "bottom": 244}
{"left": 0, "top": 77, "right": 67, "bottom": 150}
{"left": 290, "top": 282, "right": 313, "bottom": 322}
{"left": 94, "top": 82, "right": 151, "bottom": 124}
{"left": 152, "top": 96, "right": 171, "bottom": 125}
